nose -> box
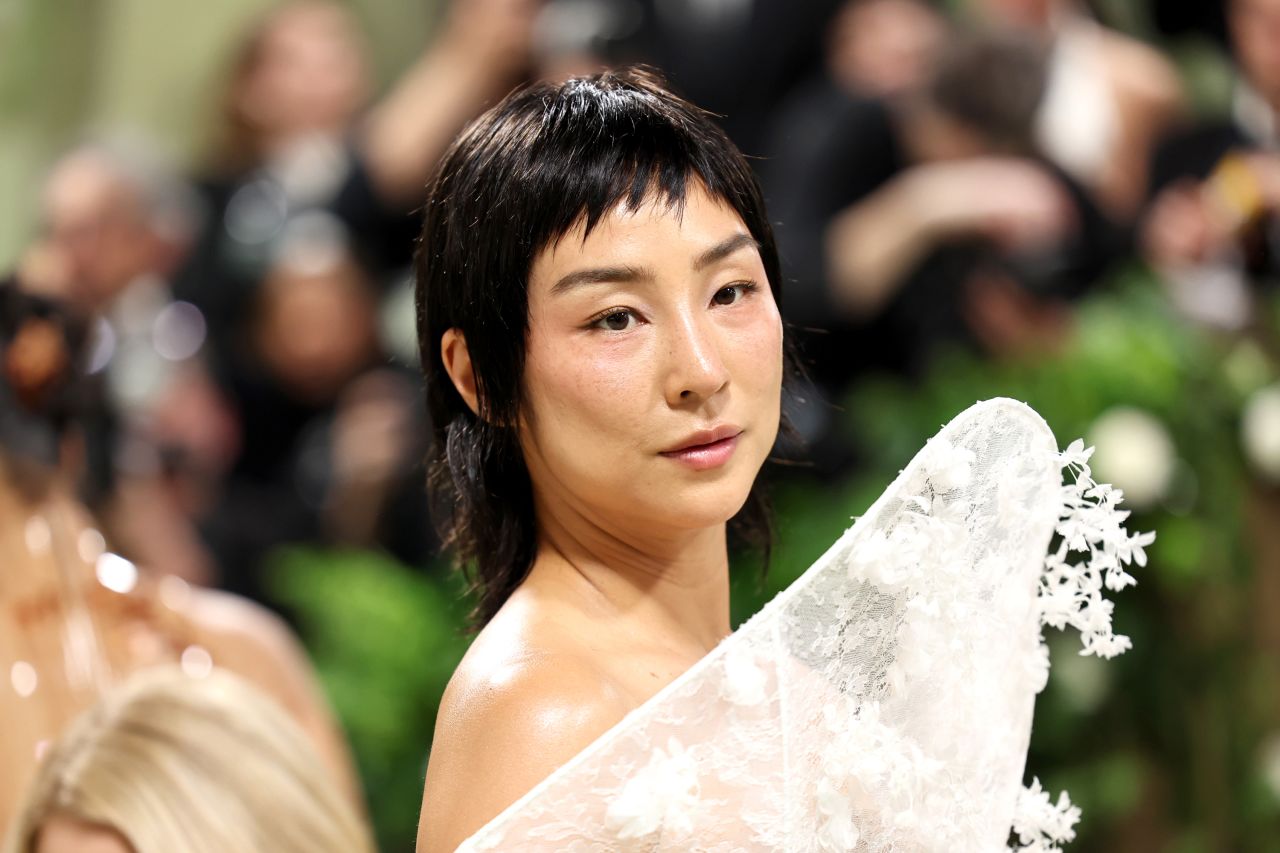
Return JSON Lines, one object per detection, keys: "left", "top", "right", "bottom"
{"left": 663, "top": 309, "right": 729, "bottom": 407}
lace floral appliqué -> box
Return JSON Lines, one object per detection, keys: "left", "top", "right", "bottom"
{"left": 455, "top": 400, "right": 1150, "bottom": 853}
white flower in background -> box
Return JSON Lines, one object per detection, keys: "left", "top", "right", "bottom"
{"left": 1242, "top": 384, "right": 1280, "bottom": 481}
{"left": 1258, "top": 732, "right": 1280, "bottom": 802}
{"left": 605, "top": 738, "right": 700, "bottom": 841}
{"left": 1086, "top": 407, "right": 1176, "bottom": 510}
{"left": 722, "top": 646, "right": 768, "bottom": 707}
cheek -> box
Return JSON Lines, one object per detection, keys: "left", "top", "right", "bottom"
{"left": 521, "top": 329, "right": 654, "bottom": 453}
{"left": 730, "top": 301, "right": 785, "bottom": 394}
{"left": 737, "top": 306, "right": 785, "bottom": 455}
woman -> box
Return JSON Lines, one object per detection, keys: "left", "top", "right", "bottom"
{"left": 417, "top": 69, "right": 1145, "bottom": 853}
{"left": 3, "top": 667, "right": 373, "bottom": 853}
{"left": 415, "top": 68, "right": 786, "bottom": 850}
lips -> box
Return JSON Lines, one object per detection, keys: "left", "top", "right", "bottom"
{"left": 659, "top": 426, "right": 743, "bottom": 471}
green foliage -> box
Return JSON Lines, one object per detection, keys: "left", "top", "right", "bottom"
{"left": 266, "top": 548, "right": 470, "bottom": 853}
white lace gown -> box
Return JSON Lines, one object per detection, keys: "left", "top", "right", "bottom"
{"left": 457, "top": 399, "right": 1145, "bottom": 852}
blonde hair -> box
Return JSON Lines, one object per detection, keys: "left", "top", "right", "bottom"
{"left": 2, "top": 667, "right": 374, "bottom": 853}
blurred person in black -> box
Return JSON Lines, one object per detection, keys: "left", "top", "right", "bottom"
{"left": 200, "top": 220, "right": 431, "bottom": 605}
{"left": 966, "top": 0, "right": 1183, "bottom": 222}
{"left": 618, "top": 0, "right": 846, "bottom": 158}
{"left": 1144, "top": 0, "right": 1280, "bottom": 328}
{"left": 765, "top": 26, "right": 1123, "bottom": 473}
{"left": 40, "top": 144, "right": 194, "bottom": 314}
{"left": 524, "top": 0, "right": 846, "bottom": 159}
{"left": 38, "top": 143, "right": 234, "bottom": 586}
{"left": 176, "top": 0, "right": 540, "bottom": 357}
{"left": 824, "top": 0, "right": 947, "bottom": 100}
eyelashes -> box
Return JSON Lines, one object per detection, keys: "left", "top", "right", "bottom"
{"left": 585, "top": 281, "right": 760, "bottom": 333}
{"left": 711, "top": 281, "right": 758, "bottom": 306}
{"left": 591, "top": 308, "right": 638, "bottom": 332}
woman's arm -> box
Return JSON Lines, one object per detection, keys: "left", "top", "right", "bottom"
{"left": 359, "top": 0, "right": 538, "bottom": 208}
{"left": 825, "top": 158, "right": 1075, "bottom": 318}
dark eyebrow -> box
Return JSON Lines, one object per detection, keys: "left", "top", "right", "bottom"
{"left": 693, "top": 233, "right": 760, "bottom": 271}
{"left": 550, "top": 264, "right": 653, "bottom": 295}
{"left": 549, "top": 233, "right": 760, "bottom": 295}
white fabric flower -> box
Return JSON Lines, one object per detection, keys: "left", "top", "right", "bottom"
{"left": 721, "top": 646, "right": 767, "bottom": 707}
{"left": 1024, "top": 638, "right": 1052, "bottom": 694}
{"left": 816, "top": 776, "right": 860, "bottom": 851}
{"left": 928, "top": 439, "right": 977, "bottom": 491}
{"left": 605, "top": 738, "right": 700, "bottom": 841}
{"left": 1039, "top": 449, "right": 1146, "bottom": 660}
{"left": 850, "top": 529, "right": 912, "bottom": 590}
{"left": 1059, "top": 438, "right": 1095, "bottom": 471}
{"left": 1012, "top": 778, "right": 1081, "bottom": 851}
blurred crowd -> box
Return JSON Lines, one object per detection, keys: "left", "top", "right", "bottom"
{"left": 3, "top": 0, "right": 1280, "bottom": 845}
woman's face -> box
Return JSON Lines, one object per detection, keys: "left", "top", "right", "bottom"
{"left": 237, "top": 1, "right": 369, "bottom": 138}
{"left": 519, "top": 184, "right": 783, "bottom": 541}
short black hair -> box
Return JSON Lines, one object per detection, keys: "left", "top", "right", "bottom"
{"left": 416, "top": 67, "right": 784, "bottom": 627}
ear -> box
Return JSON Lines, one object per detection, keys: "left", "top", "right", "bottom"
{"left": 441, "top": 327, "right": 481, "bottom": 416}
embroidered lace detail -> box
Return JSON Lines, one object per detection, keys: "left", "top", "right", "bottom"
{"left": 457, "top": 399, "right": 1148, "bottom": 851}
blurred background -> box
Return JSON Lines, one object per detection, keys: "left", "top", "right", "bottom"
{"left": 3, "top": 0, "right": 1280, "bottom": 849}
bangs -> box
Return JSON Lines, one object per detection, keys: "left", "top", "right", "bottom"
{"left": 442, "top": 68, "right": 773, "bottom": 295}
{"left": 533, "top": 76, "right": 759, "bottom": 259}
{"left": 531, "top": 79, "right": 704, "bottom": 247}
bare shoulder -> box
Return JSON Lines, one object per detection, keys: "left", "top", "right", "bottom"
{"left": 173, "top": 585, "right": 361, "bottom": 801}
{"left": 417, "top": 614, "right": 632, "bottom": 852}
{"left": 178, "top": 585, "right": 315, "bottom": 703}
{"left": 180, "top": 584, "right": 293, "bottom": 648}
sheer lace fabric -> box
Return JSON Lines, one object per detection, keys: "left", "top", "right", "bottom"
{"left": 458, "top": 399, "right": 1141, "bottom": 851}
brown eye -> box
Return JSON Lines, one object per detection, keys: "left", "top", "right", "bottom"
{"left": 712, "top": 283, "right": 751, "bottom": 306}
{"left": 595, "top": 310, "right": 635, "bottom": 331}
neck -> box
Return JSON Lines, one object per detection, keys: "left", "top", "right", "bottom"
{"left": 528, "top": 496, "right": 733, "bottom": 658}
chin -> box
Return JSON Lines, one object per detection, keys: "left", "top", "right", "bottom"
{"left": 644, "top": 481, "right": 756, "bottom": 533}
{"left": 660, "top": 447, "right": 770, "bottom": 529}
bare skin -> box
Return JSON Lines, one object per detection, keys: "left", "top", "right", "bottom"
{"left": 0, "top": 467, "right": 361, "bottom": 828}
{"left": 416, "top": 185, "right": 784, "bottom": 851}
{"left": 34, "top": 816, "right": 131, "bottom": 853}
